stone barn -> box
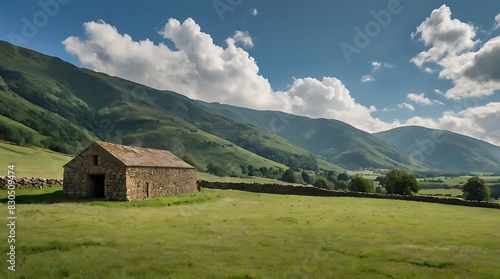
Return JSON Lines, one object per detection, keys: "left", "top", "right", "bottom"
{"left": 63, "top": 141, "right": 197, "bottom": 201}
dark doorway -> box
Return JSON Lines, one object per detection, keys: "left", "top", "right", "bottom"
{"left": 88, "top": 175, "right": 105, "bottom": 197}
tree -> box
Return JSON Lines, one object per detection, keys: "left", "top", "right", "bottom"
{"left": 490, "top": 184, "right": 500, "bottom": 200}
{"left": 383, "top": 169, "right": 419, "bottom": 195}
{"left": 206, "top": 163, "right": 227, "bottom": 177}
{"left": 375, "top": 185, "right": 385, "bottom": 194}
{"left": 240, "top": 164, "right": 248, "bottom": 175}
{"left": 327, "top": 175, "right": 338, "bottom": 185}
{"left": 349, "top": 176, "right": 374, "bottom": 193}
{"left": 24, "top": 133, "right": 35, "bottom": 146}
{"left": 337, "top": 172, "right": 349, "bottom": 182}
{"left": 301, "top": 171, "right": 311, "bottom": 184}
{"left": 314, "top": 177, "right": 333, "bottom": 190}
{"left": 247, "top": 165, "right": 255, "bottom": 176}
{"left": 335, "top": 180, "right": 348, "bottom": 190}
{"left": 462, "top": 177, "right": 490, "bottom": 201}
{"left": 280, "top": 168, "right": 298, "bottom": 183}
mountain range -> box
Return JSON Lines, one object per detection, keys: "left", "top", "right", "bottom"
{"left": 0, "top": 40, "right": 499, "bottom": 174}
{"left": 374, "top": 126, "right": 500, "bottom": 173}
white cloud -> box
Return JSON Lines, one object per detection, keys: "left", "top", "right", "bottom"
{"left": 369, "top": 105, "right": 378, "bottom": 112}
{"left": 251, "top": 8, "right": 258, "bottom": 16}
{"left": 361, "top": 75, "right": 375, "bottom": 82}
{"left": 407, "top": 93, "right": 444, "bottom": 106}
{"left": 63, "top": 18, "right": 394, "bottom": 134}
{"left": 64, "top": 19, "right": 275, "bottom": 110}
{"left": 229, "top": 31, "right": 254, "bottom": 48}
{"left": 398, "top": 102, "right": 416, "bottom": 111}
{"left": 277, "top": 77, "right": 394, "bottom": 131}
{"left": 494, "top": 13, "right": 500, "bottom": 30}
{"left": 371, "top": 61, "right": 394, "bottom": 72}
{"left": 406, "top": 102, "right": 500, "bottom": 145}
{"left": 371, "top": 61, "right": 382, "bottom": 71}
{"left": 424, "top": 67, "right": 434, "bottom": 73}
{"left": 434, "top": 89, "right": 443, "bottom": 95}
{"left": 411, "top": 5, "right": 500, "bottom": 99}
{"left": 61, "top": 18, "right": 500, "bottom": 146}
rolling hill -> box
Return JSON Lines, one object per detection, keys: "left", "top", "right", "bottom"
{"left": 374, "top": 126, "right": 500, "bottom": 172}
{"left": 3, "top": 40, "right": 496, "bottom": 173}
{"left": 0, "top": 40, "right": 340, "bottom": 175}
{"left": 197, "top": 102, "right": 430, "bottom": 171}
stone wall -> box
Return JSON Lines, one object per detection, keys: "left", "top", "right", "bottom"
{"left": 126, "top": 167, "right": 197, "bottom": 201}
{"left": 63, "top": 143, "right": 126, "bottom": 199}
{"left": 198, "top": 181, "right": 500, "bottom": 209}
{"left": 0, "top": 176, "right": 62, "bottom": 189}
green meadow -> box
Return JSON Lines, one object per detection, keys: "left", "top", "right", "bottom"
{"left": 0, "top": 187, "right": 499, "bottom": 278}
{"left": 0, "top": 141, "right": 71, "bottom": 179}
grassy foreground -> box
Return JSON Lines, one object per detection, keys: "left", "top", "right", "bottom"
{"left": 0, "top": 187, "right": 499, "bottom": 278}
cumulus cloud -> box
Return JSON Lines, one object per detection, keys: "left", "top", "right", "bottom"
{"left": 424, "top": 67, "right": 434, "bottom": 73}
{"left": 411, "top": 5, "right": 500, "bottom": 99}
{"left": 229, "top": 31, "right": 254, "bottom": 48}
{"left": 371, "top": 61, "right": 394, "bottom": 72}
{"left": 361, "top": 75, "right": 375, "bottom": 82}
{"left": 398, "top": 102, "right": 416, "bottom": 111}
{"left": 251, "top": 8, "right": 258, "bottom": 16}
{"left": 276, "top": 77, "right": 393, "bottom": 131}
{"left": 407, "top": 93, "right": 444, "bottom": 106}
{"left": 63, "top": 18, "right": 391, "bottom": 133}
{"left": 62, "top": 17, "right": 500, "bottom": 146}
{"left": 494, "top": 13, "right": 500, "bottom": 30}
{"left": 406, "top": 102, "right": 500, "bottom": 145}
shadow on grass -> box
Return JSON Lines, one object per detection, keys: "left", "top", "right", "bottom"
{"left": 0, "top": 190, "right": 102, "bottom": 204}
{"left": 0, "top": 189, "right": 219, "bottom": 207}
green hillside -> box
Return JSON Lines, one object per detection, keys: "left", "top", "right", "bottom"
{"left": 197, "top": 102, "right": 430, "bottom": 171}
{"left": 0, "top": 41, "right": 341, "bottom": 176}
{"left": 0, "top": 141, "right": 71, "bottom": 178}
{"left": 374, "top": 126, "right": 500, "bottom": 172}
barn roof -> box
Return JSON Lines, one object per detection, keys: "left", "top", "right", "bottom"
{"left": 94, "top": 141, "right": 195, "bottom": 169}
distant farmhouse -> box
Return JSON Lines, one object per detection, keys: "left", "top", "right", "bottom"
{"left": 63, "top": 141, "right": 196, "bottom": 201}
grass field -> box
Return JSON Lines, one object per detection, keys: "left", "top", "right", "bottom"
{"left": 419, "top": 188, "right": 463, "bottom": 197}
{"left": 196, "top": 172, "right": 303, "bottom": 186}
{"left": 0, "top": 141, "right": 72, "bottom": 179}
{"left": 1, "top": 187, "right": 499, "bottom": 278}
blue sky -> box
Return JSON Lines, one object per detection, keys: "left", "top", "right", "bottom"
{"left": 1, "top": 0, "right": 500, "bottom": 144}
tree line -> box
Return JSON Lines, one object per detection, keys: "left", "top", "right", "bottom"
{"left": 279, "top": 168, "right": 494, "bottom": 202}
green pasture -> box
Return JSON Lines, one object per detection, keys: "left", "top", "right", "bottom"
{"left": 0, "top": 187, "right": 499, "bottom": 278}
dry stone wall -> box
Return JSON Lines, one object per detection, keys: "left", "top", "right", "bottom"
{"left": 198, "top": 180, "right": 500, "bottom": 209}
{"left": 0, "top": 177, "right": 62, "bottom": 189}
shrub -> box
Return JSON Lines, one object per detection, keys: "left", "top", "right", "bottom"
{"left": 349, "top": 176, "right": 374, "bottom": 193}
{"left": 280, "top": 168, "right": 298, "bottom": 183}
{"left": 462, "top": 177, "right": 490, "bottom": 201}
{"left": 301, "top": 171, "right": 311, "bottom": 184}
{"left": 490, "top": 184, "right": 500, "bottom": 200}
{"left": 335, "top": 180, "right": 348, "bottom": 190}
{"left": 383, "top": 169, "right": 419, "bottom": 195}
{"left": 314, "top": 177, "right": 334, "bottom": 190}
{"left": 206, "top": 163, "right": 228, "bottom": 177}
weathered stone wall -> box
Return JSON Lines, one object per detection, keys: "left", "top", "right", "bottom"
{"left": 63, "top": 144, "right": 126, "bottom": 200}
{"left": 198, "top": 181, "right": 500, "bottom": 209}
{"left": 126, "top": 167, "right": 197, "bottom": 201}
{"left": 0, "top": 177, "right": 62, "bottom": 189}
